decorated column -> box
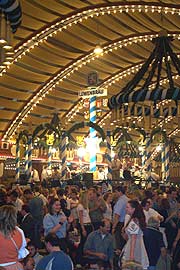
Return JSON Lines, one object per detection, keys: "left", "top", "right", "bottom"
{"left": 27, "top": 135, "right": 32, "bottom": 182}
{"left": 48, "top": 146, "right": 52, "bottom": 171}
{"left": 24, "top": 145, "right": 29, "bottom": 176}
{"left": 142, "top": 146, "right": 146, "bottom": 168}
{"left": 106, "top": 131, "right": 112, "bottom": 181}
{"left": 89, "top": 96, "right": 97, "bottom": 172}
{"left": 15, "top": 141, "right": 20, "bottom": 182}
{"left": 145, "top": 134, "right": 152, "bottom": 182}
{"left": 61, "top": 132, "right": 67, "bottom": 180}
{"left": 161, "top": 145, "right": 166, "bottom": 181}
{"left": 165, "top": 141, "right": 170, "bottom": 182}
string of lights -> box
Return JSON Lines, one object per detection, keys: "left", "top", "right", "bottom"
{"left": 3, "top": 32, "right": 180, "bottom": 140}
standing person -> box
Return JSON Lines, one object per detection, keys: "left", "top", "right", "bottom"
{"left": 112, "top": 154, "right": 121, "bottom": 180}
{"left": 43, "top": 198, "right": 68, "bottom": 253}
{"left": 23, "top": 189, "right": 44, "bottom": 248}
{"left": 141, "top": 198, "right": 163, "bottom": 224}
{"left": 122, "top": 200, "right": 149, "bottom": 270}
{"left": 20, "top": 204, "right": 35, "bottom": 242}
{"left": 88, "top": 188, "right": 107, "bottom": 230}
{"left": 76, "top": 190, "right": 93, "bottom": 265}
{"left": 0, "top": 205, "right": 28, "bottom": 270}
{"left": 172, "top": 209, "right": 180, "bottom": 270}
{"left": 103, "top": 192, "right": 113, "bottom": 221}
{"left": 112, "top": 186, "right": 129, "bottom": 251}
{"left": 143, "top": 217, "right": 166, "bottom": 270}
{"left": 36, "top": 233, "right": 73, "bottom": 270}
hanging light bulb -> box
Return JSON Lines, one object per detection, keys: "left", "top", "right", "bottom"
{"left": 94, "top": 44, "right": 103, "bottom": 55}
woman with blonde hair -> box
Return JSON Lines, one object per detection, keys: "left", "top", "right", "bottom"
{"left": 76, "top": 190, "right": 93, "bottom": 264}
{"left": 0, "top": 205, "right": 28, "bottom": 270}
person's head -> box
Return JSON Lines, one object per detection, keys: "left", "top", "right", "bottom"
{"left": 56, "top": 188, "right": 64, "bottom": 198}
{"left": 114, "top": 185, "right": 126, "bottom": 198}
{"left": 22, "top": 255, "right": 35, "bottom": 270}
{"left": 147, "top": 216, "right": 160, "bottom": 228}
{"left": 48, "top": 198, "right": 61, "bottom": 215}
{"left": 0, "top": 205, "right": 17, "bottom": 237}
{"left": 169, "top": 187, "right": 177, "bottom": 200}
{"left": 45, "top": 233, "right": 60, "bottom": 252}
{"left": 23, "top": 189, "right": 33, "bottom": 200}
{"left": 10, "top": 190, "right": 18, "bottom": 202}
{"left": 88, "top": 188, "right": 97, "bottom": 201}
{"left": 34, "top": 186, "right": 41, "bottom": 193}
{"left": 103, "top": 192, "right": 112, "bottom": 203}
{"left": 99, "top": 219, "right": 111, "bottom": 234}
{"left": 126, "top": 200, "right": 146, "bottom": 230}
{"left": 160, "top": 198, "right": 170, "bottom": 210}
{"left": 141, "top": 198, "right": 151, "bottom": 211}
{"left": 27, "top": 241, "right": 38, "bottom": 257}
{"left": 70, "top": 190, "right": 78, "bottom": 200}
{"left": 21, "top": 204, "right": 30, "bottom": 216}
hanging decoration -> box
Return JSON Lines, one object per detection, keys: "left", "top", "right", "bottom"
{"left": 108, "top": 33, "right": 180, "bottom": 134}
{"left": 0, "top": 0, "right": 22, "bottom": 68}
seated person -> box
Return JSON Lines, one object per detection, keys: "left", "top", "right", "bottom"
{"left": 83, "top": 219, "right": 113, "bottom": 269}
{"left": 27, "top": 241, "right": 43, "bottom": 267}
{"left": 22, "top": 255, "right": 35, "bottom": 270}
{"left": 36, "top": 233, "right": 73, "bottom": 270}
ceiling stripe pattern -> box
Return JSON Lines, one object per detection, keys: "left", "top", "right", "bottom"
{"left": 0, "top": 0, "right": 180, "bottom": 141}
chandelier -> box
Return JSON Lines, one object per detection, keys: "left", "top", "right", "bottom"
{"left": 0, "top": 1, "right": 22, "bottom": 69}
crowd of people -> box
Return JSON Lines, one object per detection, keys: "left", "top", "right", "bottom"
{"left": 0, "top": 182, "right": 179, "bottom": 270}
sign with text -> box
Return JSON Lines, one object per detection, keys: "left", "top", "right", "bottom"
{"left": 79, "top": 87, "right": 107, "bottom": 98}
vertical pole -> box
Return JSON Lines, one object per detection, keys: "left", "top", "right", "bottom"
{"left": 48, "top": 146, "right": 52, "bottom": 171}
{"left": 106, "top": 131, "right": 112, "bottom": 181}
{"left": 24, "top": 145, "right": 29, "bottom": 176}
{"left": 61, "top": 133, "right": 67, "bottom": 180}
{"left": 89, "top": 96, "right": 96, "bottom": 172}
{"left": 27, "top": 135, "right": 32, "bottom": 182}
{"left": 145, "top": 134, "right": 152, "bottom": 182}
{"left": 142, "top": 146, "right": 146, "bottom": 168}
{"left": 165, "top": 141, "right": 170, "bottom": 182}
{"left": 15, "top": 141, "right": 20, "bottom": 182}
{"left": 161, "top": 144, "right": 166, "bottom": 181}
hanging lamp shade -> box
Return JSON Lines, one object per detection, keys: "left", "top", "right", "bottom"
{"left": 3, "top": 20, "right": 12, "bottom": 50}
{"left": 0, "top": 13, "right": 7, "bottom": 44}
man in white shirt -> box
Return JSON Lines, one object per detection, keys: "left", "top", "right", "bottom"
{"left": 141, "top": 198, "right": 163, "bottom": 223}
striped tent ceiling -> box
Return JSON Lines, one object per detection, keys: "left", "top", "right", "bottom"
{"left": 1, "top": 0, "right": 180, "bottom": 141}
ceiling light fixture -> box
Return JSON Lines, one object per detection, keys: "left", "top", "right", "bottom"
{"left": 94, "top": 44, "right": 103, "bottom": 55}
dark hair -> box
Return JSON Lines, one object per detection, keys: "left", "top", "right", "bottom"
{"left": 57, "top": 188, "right": 64, "bottom": 197}
{"left": 115, "top": 185, "right": 126, "bottom": 194}
{"left": 45, "top": 233, "right": 60, "bottom": 247}
{"left": 27, "top": 241, "right": 37, "bottom": 249}
{"left": 48, "top": 198, "right": 60, "bottom": 215}
{"left": 21, "top": 204, "right": 30, "bottom": 213}
{"left": 128, "top": 200, "right": 146, "bottom": 230}
{"left": 160, "top": 198, "right": 170, "bottom": 210}
{"left": 24, "top": 189, "right": 32, "bottom": 195}
{"left": 10, "top": 190, "right": 18, "bottom": 198}
{"left": 103, "top": 192, "right": 112, "bottom": 201}
{"left": 98, "top": 219, "right": 111, "bottom": 228}
{"left": 22, "top": 255, "right": 34, "bottom": 267}
{"left": 141, "top": 198, "right": 150, "bottom": 208}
